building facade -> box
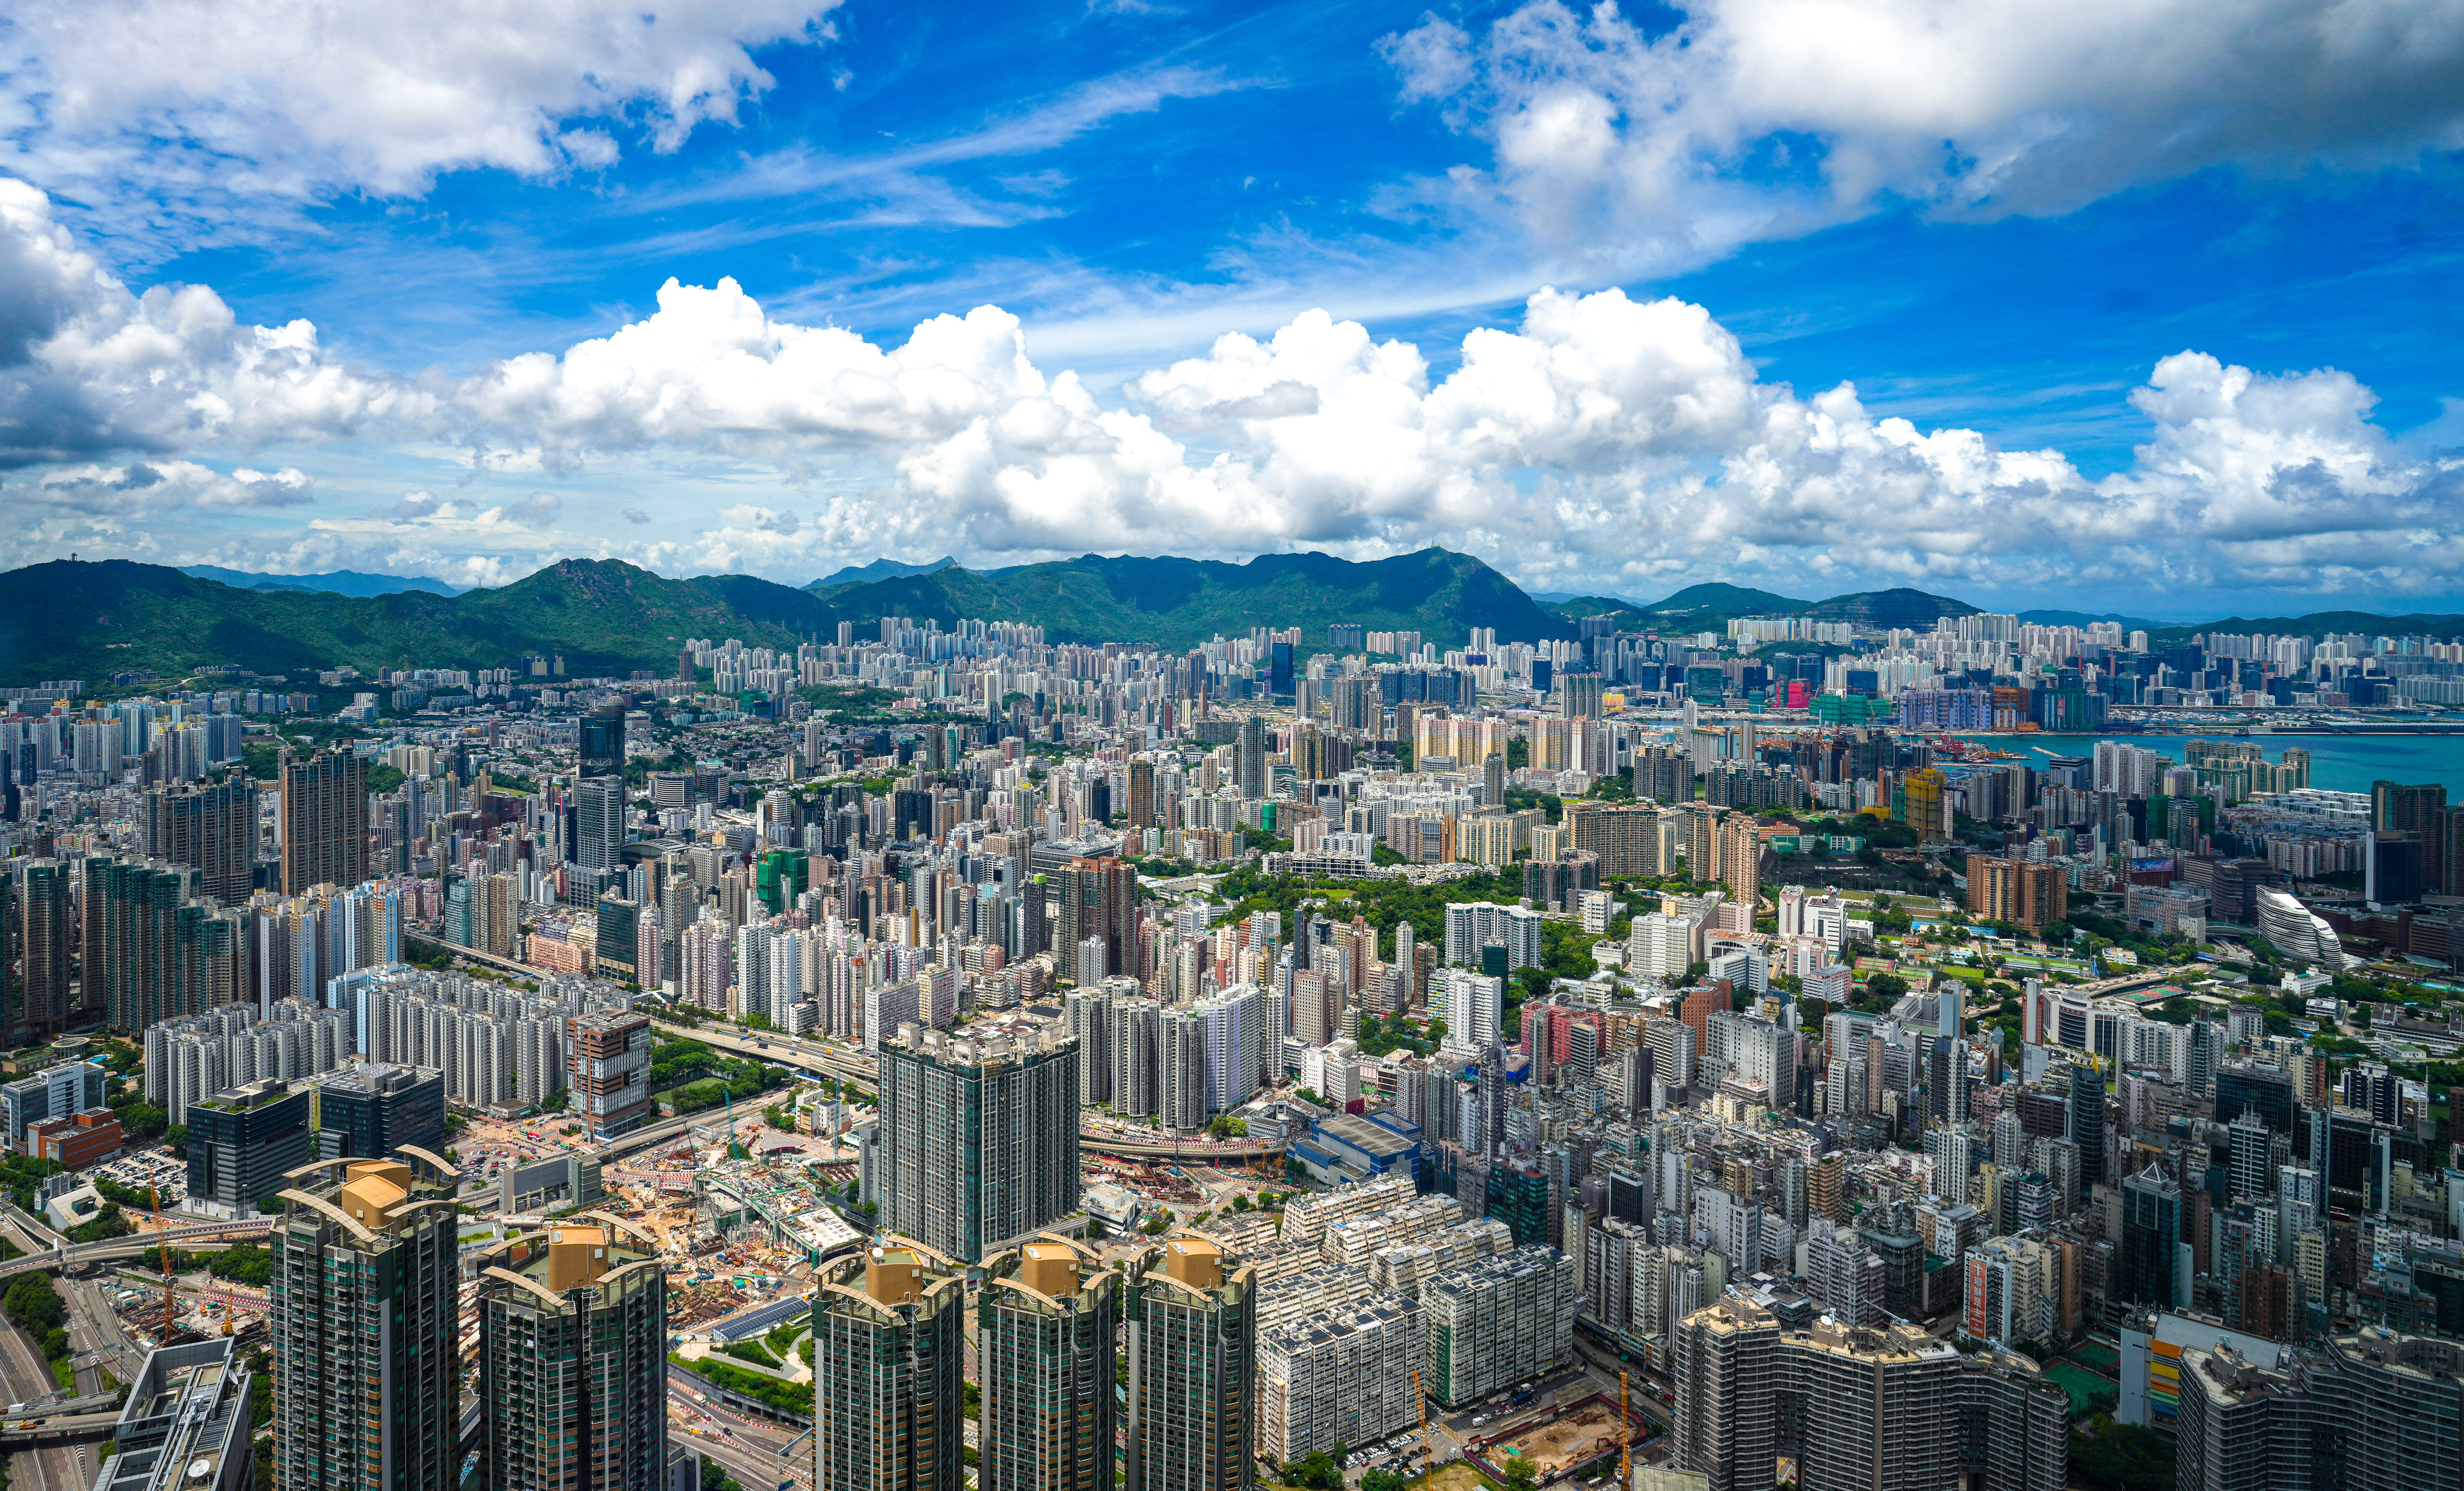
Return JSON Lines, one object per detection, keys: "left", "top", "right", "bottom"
{"left": 271, "top": 1153, "right": 462, "bottom": 1491}
{"left": 978, "top": 1239, "right": 1123, "bottom": 1491}
{"left": 876, "top": 1025, "right": 1080, "bottom": 1262}
{"left": 1126, "top": 1239, "right": 1256, "bottom": 1491}
{"left": 476, "top": 1220, "right": 668, "bottom": 1491}
{"left": 814, "top": 1241, "right": 967, "bottom": 1491}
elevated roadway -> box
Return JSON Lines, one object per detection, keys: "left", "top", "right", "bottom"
{"left": 0, "top": 1410, "right": 119, "bottom": 1446}
{"left": 0, "top": 1220, "right": 271, "bottom": 1286}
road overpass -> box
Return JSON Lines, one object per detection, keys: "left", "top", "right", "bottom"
{"left": 0, "top": 1410, "right": 120, "bottom": 1446}
{"left": 0, "top": 1219, "right": 271, "bottom": 1285}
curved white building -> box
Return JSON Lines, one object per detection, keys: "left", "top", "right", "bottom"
{"left": 2255, "top": 888, "right": 2347, "bottom": 969}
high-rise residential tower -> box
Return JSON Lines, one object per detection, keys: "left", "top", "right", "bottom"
{"left": 1125, "top": 1238, "right": 1257, "bottom": 1491}
{"left": 978, "top": 1238, "right": 1124, "bottom": 1491}
{"left": 280, "top": 749, "right": 369, "bottom": 894}
{"left": 1673, "top": 1297, "right": 2065, "bottom": 1491}
{"left": 146, "top": 773, "right": 257, "bottom": 905}
{"left": 11, "top": 859, "right": 73, "bottom": 1042}
{"left": 476, "top": 1216, "right": 668, "bottom": 1491}
{"left": 876, "top": 1024, "right": 1080, "bottom": 1262}
{"left": 1236, "top": 715, "right": 1266, "bottom": 800}
{"left": 84, "top": 856, "right": 245, "bottom": 1036}
{"left": 1054, "top": 856, "right": 1135, "bottom": 985}
{"left": 815, "top": 1240, "right": 967, "bottom": 1491}
{"left": 271, "top": 1151, "right": 462, "bottom": 1491}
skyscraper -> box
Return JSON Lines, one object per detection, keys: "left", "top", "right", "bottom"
{"left": 146, "top": 773, "right": 257, "bottom": 905}
{"left": 1054, "top": 856, "right": 1134, "bottom": 986}
{"left": 876, "top": 1025, "right": 1081, "bottom": 1262}
{"left": 1672, "top": 1295, "right": 1781, "bottom": 1491}
{"left": 272, "top": 1152, "right": 461, "bottom": 1491}
{"left": 280, "top": 749, "right": 369, "bottom": 894}
{"left": 2118, "top": 1163, "right": 2183, "bottom": 1309}
{"left": 1127, "top": 759, "right": 1158, "bottom": 827}
{"left": 1126, "top": 1238, "right": 1257, "bottom": 1491}
{"left": 85, "top": 856, "right": 245, "bottom": 1036}
{"left": 1674, "top": 1297, "right": 2065, "bottom": 1491}
{"left": 476, "top": 1218, "right": 668, "bottom": 1491}
{"left": 1714, "top": 811, "right": 1763, "bottom": 909}
{"left": 579, "top": 703, "right": 627, "bottom": 780}
{"left": 570, "top": 775, "right": 628, "bottom": 873}
{"left": 978, "top": 1239, "right": 1123, "bottom": 1491}
{"left": 16, "top": 859, "right": 72, "bottom": 1039}
{"left": 1236, "top": 715, "right": 1266, "bottom": 800}
{"left": 815, "top": 1241, "right": 967, "bottom": 1491}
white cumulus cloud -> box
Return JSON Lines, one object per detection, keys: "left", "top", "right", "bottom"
{"left": 1379, "top": 0, "right": 2464, "bottom": 271}
{"left": 0, "top": 0, "right": 842, "bottom": 245}
{"left": 0, "top": 180, "right": 424, "bottom": 467}
{"left": 0, "top": 176, "right": 2453, "bottom": 604}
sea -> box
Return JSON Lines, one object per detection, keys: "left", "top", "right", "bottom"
{"left": 1965, "top": 733, "right": 2464, "bottom": 796}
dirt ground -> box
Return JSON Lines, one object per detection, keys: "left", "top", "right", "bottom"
{"left": 1486, "top": 1400, "right": 1628, "bottom": 1480}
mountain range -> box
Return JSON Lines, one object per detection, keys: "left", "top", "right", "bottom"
{"left": 1, "top": 550, "right": 2457, "bottom": 687}
{"left": 1545, "top": 581, "right": 1981, "bottom": 631}
{"left": 808, "top": 555, "right": 959, "bottom": 589}
{"left": 176, "top": 565, "right": 466, "bottom": 597}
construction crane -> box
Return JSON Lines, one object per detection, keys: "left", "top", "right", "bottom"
{"left": 147, "top": 1184, "right": 174, "bottom": 1342}
{"left": 1412, "top": 1367, "right": 1428, "bottom": 1465}
{"left": 1619, "top": 1371, "right": 1632, "bottom": 1487}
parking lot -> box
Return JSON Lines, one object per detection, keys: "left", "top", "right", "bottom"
{"left": 97, "top": 1148, "right": 186, "bottom": 1209}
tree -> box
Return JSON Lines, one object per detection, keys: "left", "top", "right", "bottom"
{"left": 1281, "top": 1448, "right": 1349, "bottom": 1490}
{"left": 1363, "top": 1471, "right": 1411, "bottom": 1491}
{"left": 1502, "top": 1454, "right": 1541, "bottom": 1491}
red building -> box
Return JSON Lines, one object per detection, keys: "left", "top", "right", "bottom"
{"left": 29, "top": 1110, "right": 122, "bottom": 1171}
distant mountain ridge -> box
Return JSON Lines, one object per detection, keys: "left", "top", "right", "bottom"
{"left": 179, "top": 565, "right": 465, "bottom": 597}
{"left": 803, "top": 549, "right": 1575, "bottom": 650}
{"left": 809, "top": 555, "right": 958, "bottom": 590}
{"left": 1546, "top": 581, "right": 1976, "bottom": 631}
{"left": 0, "top": 549, "right": 1571, "bottom": 683}
{"left": 4, "top": 552, "right": 2458, "bottom": 686}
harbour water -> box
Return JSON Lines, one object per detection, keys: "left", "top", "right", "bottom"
{"left": 1967, "top": 733, "right": 2464, "bottom": 796}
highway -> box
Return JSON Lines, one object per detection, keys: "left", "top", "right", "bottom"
{"left": 667, "top": 1363, "right": 813, "bottom": 1491}
{"left": 0, "top": 1303, "right": 97, "bottom": 1491}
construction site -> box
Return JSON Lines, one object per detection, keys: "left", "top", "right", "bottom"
{"left": 1465, "top": 1392, "right": 1654, "bottom": 1486}
{"left": 586, "top": 1102, "right": 860, "bottom": 1336}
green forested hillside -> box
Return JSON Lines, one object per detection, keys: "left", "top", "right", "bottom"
{"left": 0, "top": 558, "right": 834, "bottom": 683}
{"left": 805, "top": 549, "right": 1578, "bottom": 650}
{"left": 0, "top": 548, "right": 1572, "bottom": 684}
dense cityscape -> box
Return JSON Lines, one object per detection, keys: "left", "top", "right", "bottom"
{"left": 0, "top": 593, "right": 2456, "bottom": 1491}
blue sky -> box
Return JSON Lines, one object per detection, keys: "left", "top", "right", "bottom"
{"left": 2, "top": 0, "right": 2460, "bottom": 619}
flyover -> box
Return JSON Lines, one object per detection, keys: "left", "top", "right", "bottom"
{"left": 0, "top": 1410, "right": 121, "bottom": 1445}
{"left": 0, "top": 1219, "right": 272, "bottom": 1285}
